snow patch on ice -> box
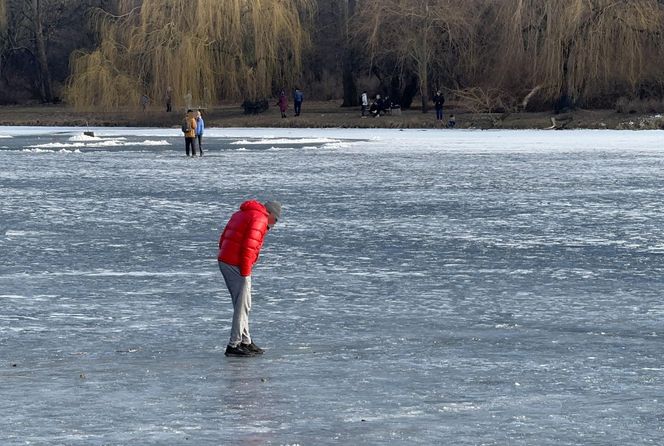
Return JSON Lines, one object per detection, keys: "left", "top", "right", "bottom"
{"left": 230, "top": 137, "right": 342, "bottom": 145}
{"left": 26, "top": 142, "right": 85, "bottom": 149}
{"left": 68, "top": 133, "right": 124, "bottom": 142}
{"left": 22, "top": 147, "right": 82, "bottom": 153}
{"left": 322, "top": 142, "right": 352, "bottom": 149}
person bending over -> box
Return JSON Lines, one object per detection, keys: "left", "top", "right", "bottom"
{"left": 217, "top": 200, "right": 282, "bottom": 357}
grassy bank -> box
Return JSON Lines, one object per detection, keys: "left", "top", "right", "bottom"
{"left": 1, "top": 101, "right": 663, "bottom": 130}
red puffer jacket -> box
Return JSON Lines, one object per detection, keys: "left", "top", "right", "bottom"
{"left": 217, "top": 200, "right": 269, "bottom": 276}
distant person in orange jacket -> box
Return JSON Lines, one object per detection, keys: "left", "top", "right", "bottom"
{"left": 182, "top": 109, "right": 197, "bottom": 156}
{"left": 218, "top": 200, "right": 282, "bottom": 357}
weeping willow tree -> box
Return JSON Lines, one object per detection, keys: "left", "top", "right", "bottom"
{"left": 65, "top": 0, "right": 313, "bottom": 109}
{"left": 488, "top": 0, "right": 664, "bottom": 108}
{"left": 0, "top": 0, "right": 6, "bottom": 72}
{"left": 355, "top": 0, "right": 481, "bottom": 110}
{"left": 0, "top": 0, "right": 6, "bottom": 31}
{"left": 0, "top": 1, "right": 5, "bottom": 82}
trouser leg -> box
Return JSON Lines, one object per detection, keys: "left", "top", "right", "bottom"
{"left": 197, "top": 135, "right": 203, "bottom": 156}
{"left": 185, "top": 138, "right": 193, "bottom": 156}
{"left": 219, "top": 262, "right": 252, "bottom": 347}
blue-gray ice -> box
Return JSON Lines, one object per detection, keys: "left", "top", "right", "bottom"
{"left": 1, "top": 127, "right": 663, "bottom": 445}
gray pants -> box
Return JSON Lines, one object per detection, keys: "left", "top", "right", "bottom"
{"left": 218, "top": 261, "right": 252, "bottom": 347}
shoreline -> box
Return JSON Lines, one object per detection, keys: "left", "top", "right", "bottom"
{"left": 0, "top": 102, "right": 662, "bottom": 130}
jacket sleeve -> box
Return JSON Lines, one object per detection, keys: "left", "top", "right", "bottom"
{"left": 239, "top": 216, "right": 268, "bottom": 276}
{"left": 218, "top": 226, "right": 227, "bottom": 250}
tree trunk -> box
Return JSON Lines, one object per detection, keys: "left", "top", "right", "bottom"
{"left": 389, "top": 74, "right": 401, "bottom": 106}
{"left": 555, "top": 41, "right": 573, "bottom": 113}
{"left": 341, "top": 61, "right": 358, "bottom": 107}
{"left": 420, "top": 69, "right": 429, "bottom": 113}
{"left": 31, "top": 0, "right": 52, "bottom": 102}
{"left": 341, "top": 0, "right": 358, "bottom": 107}
{"left": 400, "top": 74, "right": 419, "bottom": 109}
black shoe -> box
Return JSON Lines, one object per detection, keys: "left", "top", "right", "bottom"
{"left": 225, "top": 344, "right": 255, "bottom": 357}
{"left": 242, "top": 342, "right": 264, "bottom": 354}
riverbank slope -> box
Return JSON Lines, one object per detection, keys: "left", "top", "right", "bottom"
{"left": 1, "top": 101, "right": 662, "bottom": 130}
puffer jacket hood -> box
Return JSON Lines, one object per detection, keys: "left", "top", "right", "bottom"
{"left": 240, "top": 200, "right": 268, "bottom": 214}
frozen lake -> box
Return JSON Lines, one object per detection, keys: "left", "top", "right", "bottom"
{"left": 1, "top": 127, "right": 663, "bottom": 445}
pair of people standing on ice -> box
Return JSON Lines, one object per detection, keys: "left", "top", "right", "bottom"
{"left": 182, "top": 109, "right": 204, "bottom": 156}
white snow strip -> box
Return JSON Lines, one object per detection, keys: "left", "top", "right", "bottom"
{"left": 230, "top": 137, "right": 342, "bottom": 145}
{"left": 25, "top": 139, "right": 169, "bottom": 149}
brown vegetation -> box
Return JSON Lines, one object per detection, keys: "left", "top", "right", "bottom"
{"left": 2, "top": 0, "right": 664, "bottom": 113}
{"left": 355, "top": 0, "right": 664, "bottom": 112}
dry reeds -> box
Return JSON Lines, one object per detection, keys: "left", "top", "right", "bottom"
{"left": 490, "top": 0, "right": 664, "bottom": 107}
{"left": 356, "top": 0, "right": 664, "bottom": 109}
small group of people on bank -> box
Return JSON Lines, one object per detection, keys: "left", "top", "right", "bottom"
{"left": 360, "top": 89, "right": 456, "bottom": 127}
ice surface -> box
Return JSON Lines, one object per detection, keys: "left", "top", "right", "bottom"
{"left": 1, "top": 127, "right": 663, "bottom": 445}
{"left": 230, "top": 137, "right": 343, "bottom": 145}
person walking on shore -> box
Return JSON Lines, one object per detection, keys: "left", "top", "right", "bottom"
{"left": 433, "top": 90, "right": 445, "bottom": 122}
{"left": 361, "top": 91, "right": 368, "bottom": 117}
{"left": 182, "top": 109, "right": 197, "bottom": 156}
{"left": 166, "top": 86, "right": 173, "bottom": 112}
{"left": 293, "top": 87, "right": 304, "bottom": 116}
{"left": 195, "top": 110, "right": 205, "bottom": 156}
{"left": 277, "top": 90, "right": 288, "bottom": 118}
{"left": 218, "top": 200, "right": 282, "bottom": 357}
{"left": 140, "top": 94, "right": 149, "bottom": 111}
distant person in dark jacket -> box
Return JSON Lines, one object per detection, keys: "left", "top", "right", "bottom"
{"left": 371, "top": 94, "right": 384, "bottom": 117}
{"left": 165, "top": 86, "right": 173, "bottom": 112}
{"left": 293, "top": 88, "right": 304, "bottom": 116}
{"left": 140, "top": 94, "right": 149, "bottom": 111}
{"left": 434, "top": 90, "right": 445, "bottom": 121}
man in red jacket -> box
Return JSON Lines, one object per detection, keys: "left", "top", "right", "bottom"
{"left": 218, "top": 200, "right": 281, "bottom": 357}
